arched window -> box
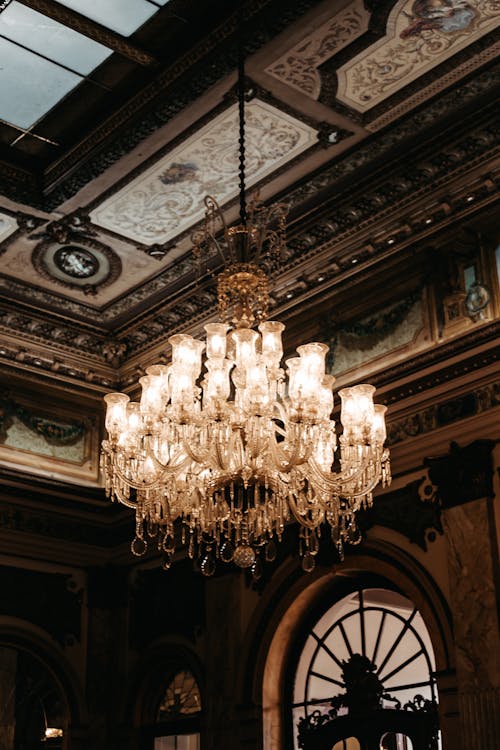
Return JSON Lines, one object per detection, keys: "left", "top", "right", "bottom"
{"left": 291, "top": 588, "right": 439, "bottom": 749}
{"left": 154, "top": 669, "right": 202, "bottom": 750}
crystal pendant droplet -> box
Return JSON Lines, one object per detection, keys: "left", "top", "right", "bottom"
{"left": 131, "top": 536, "right": 147, "bottom": 557}
{"left": 220, "top": 541, "right": 235, "bottom": 563}
{"left": 162, "top": 534, "right": 175, "bottom": 553}
{"left": 251, "top": 556, "right": 263, "bottom": 581}
{"left": 201, "top": 552, "right": 216, "bottom": 577}
{"left": 233, "top": 545, "right": 256, "bottom": 568}
{"left": 264, "top": 540, "right": 277, "bottom": 562}
{"left": 301, "top": 552, "right": 316, "bottom": 573}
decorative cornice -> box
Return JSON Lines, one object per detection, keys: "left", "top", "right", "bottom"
{"left": 376, "top": 320, "right": 500, "bottom": 402}
{"left": 387, "top": 379, "right": 500, "bottom": 447}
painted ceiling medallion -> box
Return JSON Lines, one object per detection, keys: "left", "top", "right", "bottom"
{"left": 32, "top": 239, "right": 121, "bottom": 294}
{"left": 90, "top": 98, "right": 318, "bottom": 246}
{"left": 53, "top": 245, "right": 100, "bottom": 279}
{"left": 336, "top": 0, "right": 500, "bottom": 112}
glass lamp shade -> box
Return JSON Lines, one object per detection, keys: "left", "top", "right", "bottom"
{"left": 204, "top": 358, "right": 232, "bottom": 402}
{"left": 139, "top": 375, "right": 164, "bottom": 419}
{"left": 231, "top": 328, "right": 259, "bottom": 369}
{"left": 104, "top": 392, "right": 130, "bottom": 437}
{"left": 169, "top": 334, "right": 205, "bottom": 377}
{"left": 371, "top": 404, "right": 387, "bottom": 444}
{"left": 259, "top": 320, "right": 284, "bottom": 364}
{"left": 205, "top": 323, "right": 229, "bottom": 359}
{"left": 339, "top": 384, "right": 375, "bottom": 442}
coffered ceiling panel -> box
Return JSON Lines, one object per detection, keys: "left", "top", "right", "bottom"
{"left": 90, "top": 99, "right": 318, "bottom": 246}
{"left": 336, "top": 0, "right": 500, "bottom": 112}
{"left": 265, "top": 0, "right": 369, "bottom": 99}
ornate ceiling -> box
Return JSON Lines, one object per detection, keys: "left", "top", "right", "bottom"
{"left": 0, "top": 0, "right": 498, "bottom": 496}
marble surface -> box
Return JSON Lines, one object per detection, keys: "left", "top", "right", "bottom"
{"left": 443, "top": 498, "right": 500, "bottom": 691}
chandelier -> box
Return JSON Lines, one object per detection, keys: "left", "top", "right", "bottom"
{"left": 101, "top": 51, "right": 391, "bottom": 577}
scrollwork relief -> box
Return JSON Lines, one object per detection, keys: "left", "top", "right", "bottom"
{"left": 336, "top": 0, "right": 500, "bottom": 111}
{"left": 265, "top": 0, "right": 368, "bottom": 99}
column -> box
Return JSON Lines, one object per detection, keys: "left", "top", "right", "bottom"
{"left": 426, "top": 440, "right": 500, "bottom": 750}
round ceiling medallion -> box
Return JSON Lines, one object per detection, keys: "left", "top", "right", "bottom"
{"left": 53, "top": 245, "right": 99, "bottom": 279}
{"left": 32, "top": 237, "right": 121, "bottom": 294}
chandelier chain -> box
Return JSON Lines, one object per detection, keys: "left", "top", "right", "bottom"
{"left": 237, "top": 28, "right": 247, "bottom": 231}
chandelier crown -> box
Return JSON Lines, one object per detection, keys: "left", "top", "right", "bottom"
{"left": 101, "top": 34, "right": 391, "bottom": 576}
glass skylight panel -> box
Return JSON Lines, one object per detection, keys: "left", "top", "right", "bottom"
{"left": 55, "top": 0, "right": 158, "bottom": 37}
{"left": 0, "top": 2, "right": 111, "bottom": 75}
{"left": 0, "top": 37, "right": 80, "bottom": 128}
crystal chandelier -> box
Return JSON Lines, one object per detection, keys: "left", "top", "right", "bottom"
{"left": 101, "top": 51, "right": 390, "bottom": 576}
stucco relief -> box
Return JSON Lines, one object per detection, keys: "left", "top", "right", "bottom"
{"left": 90, "top": 99, "right": 317, "bottom": 246}
{"left": 265, "top": 0, "right": 369, "bottom": 99}
{"left": 337, "top": 0, "right": 500, "bottom": 112}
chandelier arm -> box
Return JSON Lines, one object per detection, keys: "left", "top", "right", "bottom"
{"left": 307, "top": 456, "right": 384, "bottom": 497}
{"left": 148, "top": 449, "right": 191, "bottom": 475}
{"left": 107, "top": 481, "right": 139, "bottom": 510}
{"left": 287, "top": 491, "right": 325, "bottom": 530}
{"left": 214, "top": 437, "right": 230, "bottom": 471}
{"left": 272, "top": 402, "right": 288, "bottom": 438}
{"left": 109, "top": 463, "right": 163, "bottom": 492}
{"left": 203, "top": 195, "right": 231, "bottom": 264}
{"left": 182, "top": 441, "right": 212, "bottom": 467}
{"left": 269, "top": 431, "right": 307, "bottom": 473}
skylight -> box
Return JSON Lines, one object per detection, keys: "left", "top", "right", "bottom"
{"left": 55, "top": 0, "right": 168, "bottom": 37}
{"left": 0, "top": 1, "right": 111, "bottom": 129}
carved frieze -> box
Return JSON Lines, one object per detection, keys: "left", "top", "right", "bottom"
{"left": 358, "top": 477, "right": 443, "bottom": 551}
{"left": 388, "top": 384, "right": 500, "bottom": 446}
